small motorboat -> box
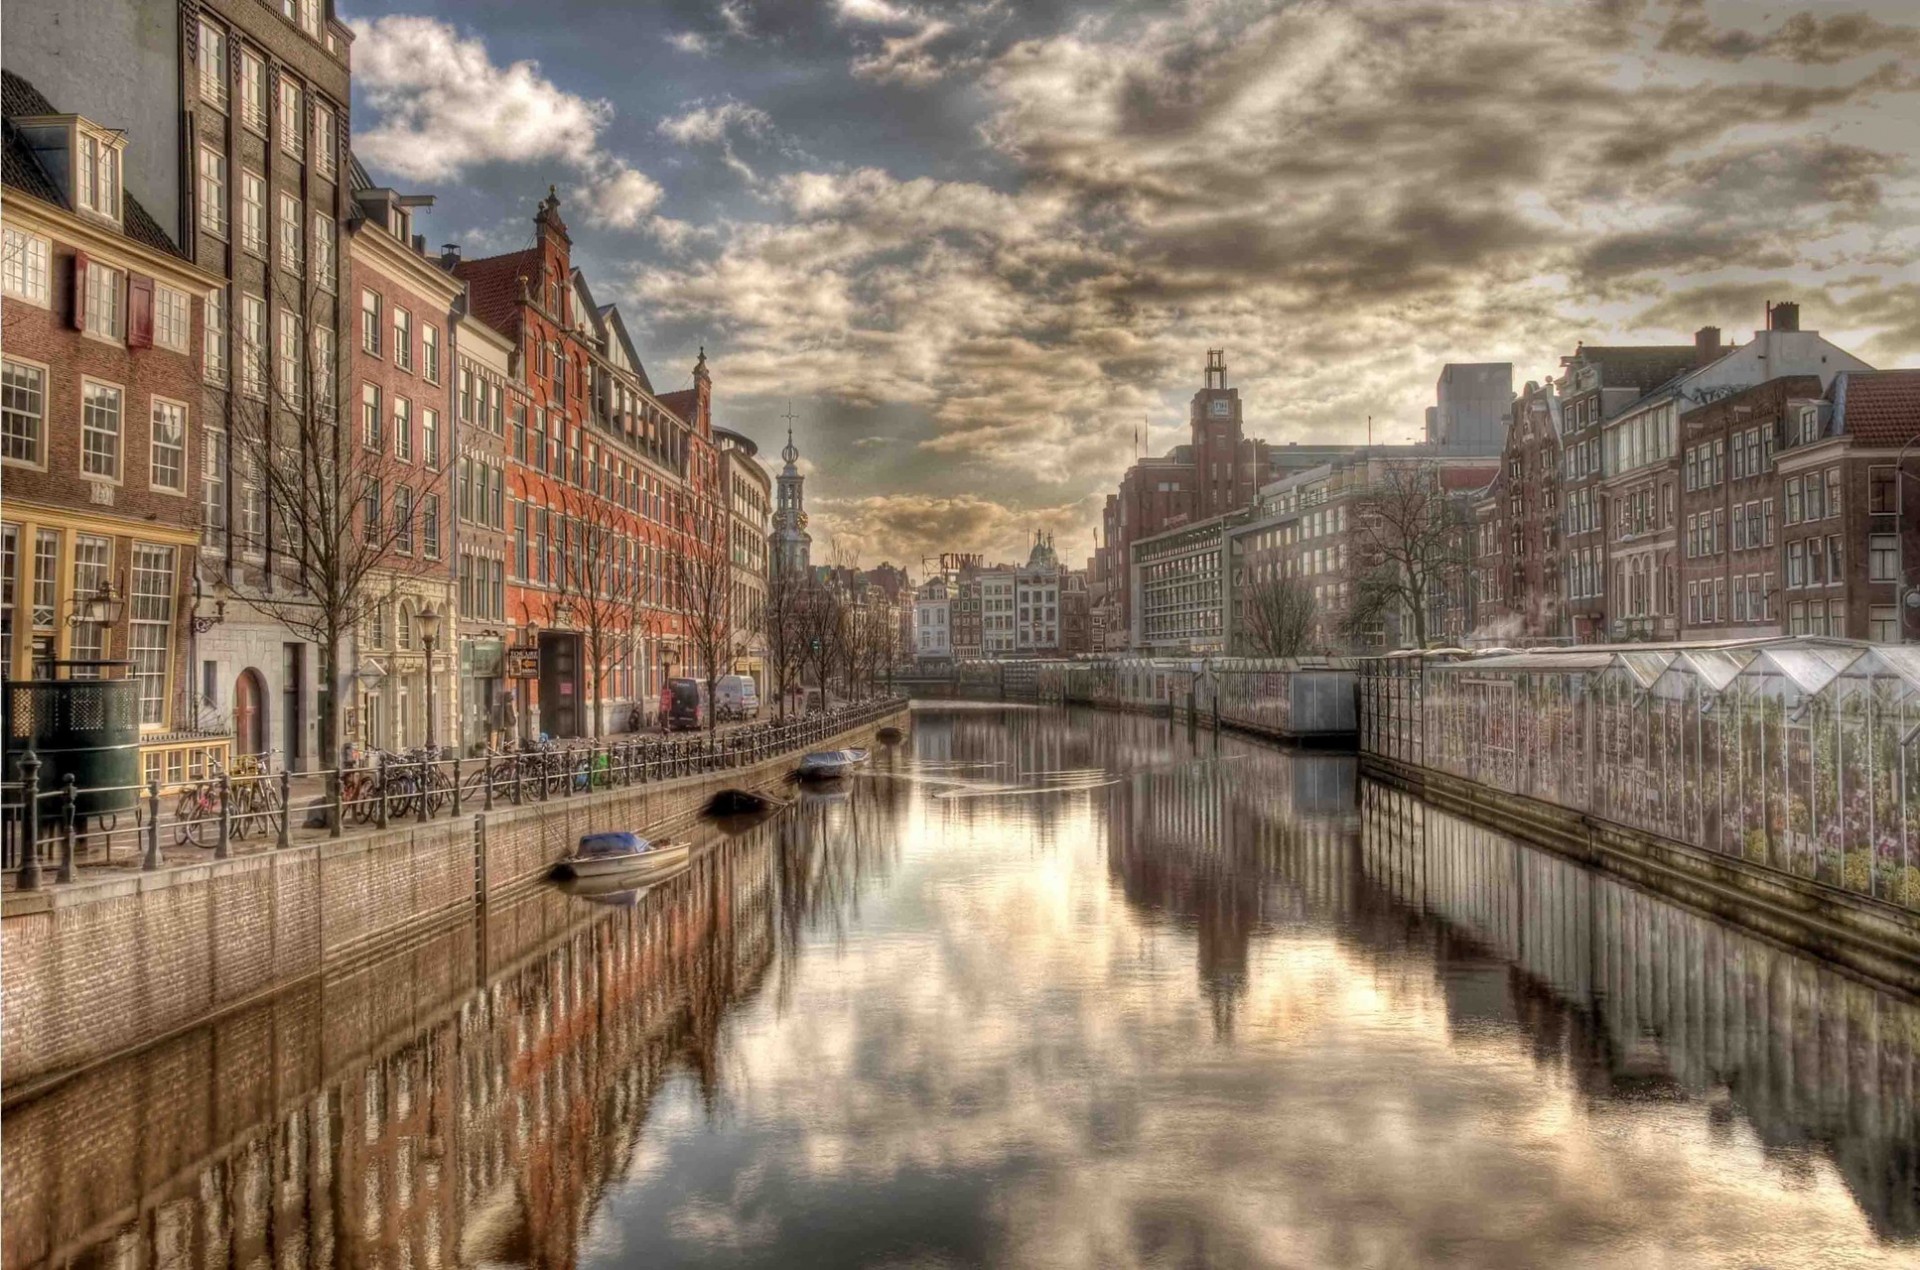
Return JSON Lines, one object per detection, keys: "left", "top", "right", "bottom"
{"left": 549, "top": 832, "right": 691, "bottom": 881}
{"left": 795, "top": 748, "right": 870, "bottom": 781}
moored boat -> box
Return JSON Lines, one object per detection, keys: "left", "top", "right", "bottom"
{"left": 549, "top": 832, "right": 692, "bottom": 881}
{"left": 795, "top": 748, "right": 871, "bottom": 780}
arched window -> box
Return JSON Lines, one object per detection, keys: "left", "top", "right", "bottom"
{"left": 397, "top": 600, "right": 416, "bottom": 651}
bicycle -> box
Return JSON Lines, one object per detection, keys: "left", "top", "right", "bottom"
{"left": 174, "top": 762, "right": 227, "bottom": 847}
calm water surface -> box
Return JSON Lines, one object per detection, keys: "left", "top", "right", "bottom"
{"left": 8, "top": 704, "right": 1920, "bottom": 1269}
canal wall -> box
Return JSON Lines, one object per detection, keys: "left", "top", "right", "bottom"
{"left": 1, "top": 818, "right": 784, "bottom": 1270}
{"left": 0, "top": 705, "right": 904, "bottom": 1091}
{"left": 1362, "top": 750, "right": 1920, "bottom": 997}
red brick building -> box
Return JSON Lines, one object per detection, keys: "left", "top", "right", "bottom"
{"left": 1777, "top": 371, "right": 1920, "bottom": 642}
{"left": 454, "top": 189, "right": 719, "bottom": 737}
{"left": 4, "top": 70, "right": 224, "bottom": 781}
{"left": 1469, "top": 380, "right": 1563, "bottom": 641}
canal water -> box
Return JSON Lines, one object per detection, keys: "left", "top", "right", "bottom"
{"left": 7, "top": 704, "right": 1920, "bottom": 1269}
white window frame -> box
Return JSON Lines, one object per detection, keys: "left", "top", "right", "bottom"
{"left": 392, "top": 307, "right": 412, "bottom": 372}
{"left": 74, "top": 126, "right": 123, "bottom": 223}
{"left": 278, "top": 78, "right": 305, "bottom": 161}
{"left": 1, "top": 227, "right": 50, "bottom": 306}
{"left": 202, "top": 427, "right": 228, "bottom": 545}
{"left": 312, "top": 211, "right": 336, "bottom": 292}
{"left": 198, "top": 147, "right": 228, "bottom": 239}
{"left": 239, "top": 293, "right": 266, "bottom": 400}
{"left": 203, "top": 290, "right": 228, "bottom": 385}
{"left": 312, "top": 101, "right": 336, "bottom": 178}
{"left": 83, "top": 259, "right": 125, "bottom": 343}
{"left": 153, "top": 284, "right": 191, "bottom": 353}
{"left": 129, "top": 544, "right": 177, "bottom": 729}
{"left": 2, "top": 356, "right": 49, "bottom": 470}
{"left": 240, "top": 48, "right": 268, "bottom": 134}
{"left": 80, "top": 377, "right": 125, "bottom": 483}
{"left": 277, "top": 191, "right": 303, "bottom": 275}
{"left": 149, "top": 396, "right": 189, "bottom": 494}
{"left": 240, "top": 171, "right": 267, "bottom": 257}
{"left": 276, "top": 310, "right": 304, "bottom": 406}
{"left": 421, "top": 325, "right": 440, "bottom": 383}
{"left": 311, "top": 324, "right": 336, "bottom": 417}
{"left": 198, "top": 19, "right": 229, "bottom": 112}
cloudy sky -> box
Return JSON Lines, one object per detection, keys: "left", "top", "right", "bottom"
{"left": 344, "top": 0, "right": 1920, "bottom": 569}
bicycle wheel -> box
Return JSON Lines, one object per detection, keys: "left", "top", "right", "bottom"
{"left": 175, "top": 789, "right": 202, "bottom": 846}
{"left": 422, "top": 769, "right": 451, "bottom": 817}
{"left": 182, "top": 798, "right": 213, "bottom": 848}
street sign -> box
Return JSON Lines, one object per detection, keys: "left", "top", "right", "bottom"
{"left": 507, "top": 646, "right": 540, "bottom": 679}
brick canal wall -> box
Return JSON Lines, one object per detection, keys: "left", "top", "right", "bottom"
{"left": 0, "top": 707, "right": 904, "bottom": 1090}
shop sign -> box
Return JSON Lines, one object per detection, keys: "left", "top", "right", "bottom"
{"left": 507, "top": 646, "right": 541, "bottom": 679}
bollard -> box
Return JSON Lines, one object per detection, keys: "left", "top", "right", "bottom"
{"left": 452, "top": 752, "right": 464, "bottom": 817}
{"left": 376, "top": 753, "right": 389, "bottom": 829}
{"left": 278, "top": 770, "right": 292, "bottom": 849}
{"left": 514, "top": 752, "right": 525, "bottom": 806}
{"left": 483, "top": 752, "right": 495, "bottom": 812}
{"left": 418, "top": 755, "right": 431, "bottom": 824}
{"left": 58, "top": 773, "right": 77, "bottom": 885}
{"left": 144, "top": 777, "right": 162, "bottom": 871}
{"left": 18, "top": 750, "right": 42, "bottom": 890}
{"left": 329, "top": 768, "right": 344, "bottom": 839}
{"left": 216, "top": 772, "right": 232, "bottom": 860}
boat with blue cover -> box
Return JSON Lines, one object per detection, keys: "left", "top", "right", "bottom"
{"left": 549, "top": 831, "right": 692, "bottom": 881}
{"left": 795, "top": 748, "right": 871, "bottom": 781}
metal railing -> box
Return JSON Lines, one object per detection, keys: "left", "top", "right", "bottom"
{"left": 1, "top": 696, "right": 906, "bottom": 890}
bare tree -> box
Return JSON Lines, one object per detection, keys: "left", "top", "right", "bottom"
{"left": 671, "top": 497, "right": 737, "bottom": 737}
{"left": 796, "top": 579, "right": 847, "bottom": 713}
{"left": 1237, "top": 573, "right": 1316, "bottom": 658}
{"left": 542, "top": 484, "right": 649, "bottom": 738}
{"left": 1339, "top": 461, "right": 1472, "bottom": 651}
{"left": 762, "top": 565, "right": 806, "bottom": 721}
{"left": 227, "top": 274, "right": 440, "bottom": 773}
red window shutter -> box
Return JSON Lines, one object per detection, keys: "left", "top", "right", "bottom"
{"left": 71, "top": 252, "right": 89, "bottom": 330}
{"left": 128, "top": 275, "right": 155, "bottom": 349}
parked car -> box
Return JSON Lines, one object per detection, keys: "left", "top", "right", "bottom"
{"left": 715, "top": 674, "right": 761, "bottom": 721}
{"left": 662, "top": 678, "right": 707, "bottom": 731}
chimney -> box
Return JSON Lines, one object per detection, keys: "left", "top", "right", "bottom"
{"left": 440, "top": 243, "right": 462, "bottom": 268}
{"left": 1694, "top": 325, "right": 1722, "bottom": 362}
{"left": 1768, "top": 301, "right": 1800, "bottom": 333}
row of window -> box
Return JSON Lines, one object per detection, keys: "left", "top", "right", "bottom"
{"left": 360, "top": 291, "right": 442, "bottom": 382}
{"left": 1783, "top": 468, "right": 1843, "bottom": 525}
{"left": 0, "top": 527, "right": 176, "bottom": 725}
{"left": 1, "top": 357, "right": 190, "bottom": 492}
{"left": 1686, "top": 574, "right": 1778, "bottom": 627}
{"left": 358, "top": 384, "right": 442, "bottom": 467}
{"left": 358, "top": 480, "right": 441, "bottom": 559}
{"left": 196, "top": 17, "right": 337, "bottom": 174}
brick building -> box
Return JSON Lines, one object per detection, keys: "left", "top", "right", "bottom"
{"left": 716, "top": 427, "right": 772, "bottom": 692}
{"left": 1777, "top": 370, "right": 1920, "bottom": 642}
{"left": 3, "top": 70, "right": 225, "bottom": 784}
{"left": 1675, "top": 377, "right": 1814, "bottom": 640}
{"left": 1469, "top": 380, "right": 1562, "bottom": 641}
{"left": 343, "top": 168, "right": 462, "bottom": 753}
{"left": 1555, "top": 339, "right": 1716, "bottom": 642}
{"left": 455, "top": 189, "right": 718, "bottom": 737}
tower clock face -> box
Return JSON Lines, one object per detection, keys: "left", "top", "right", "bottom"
{"left": 1209, "top": 399, "right": 1230, "bottom": 419}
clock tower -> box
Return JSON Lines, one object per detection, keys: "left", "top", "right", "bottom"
{"left": 1191, "top": 349, "right": 1245, "bottom": 520}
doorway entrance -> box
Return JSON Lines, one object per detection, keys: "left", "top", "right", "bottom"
{"left": 537, "top": 632, "right": 583, "bottom": 738}
{"left": 234, "top": 669, "right": 268, "bottom": 757}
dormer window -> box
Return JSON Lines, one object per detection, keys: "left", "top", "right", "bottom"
{"left": 18, "top": 117, "right": 127, "bottom": 228}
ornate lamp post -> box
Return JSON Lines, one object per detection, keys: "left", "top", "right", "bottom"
{"left": 417, "top": 605, "right": 442, "bottom": 754}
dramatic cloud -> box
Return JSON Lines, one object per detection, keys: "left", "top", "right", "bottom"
{"left": 349, "top": 16, "right": 664, "bottom": 231}
{"left": 352, "top": 0, "right": 1920, "bottom": 568}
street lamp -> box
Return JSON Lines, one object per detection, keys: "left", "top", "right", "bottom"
{"left": 417, "top": 605, "right": 442, "bottom": 754}
{"left": 67, "top": 580, "right": 125, "bottom": 629}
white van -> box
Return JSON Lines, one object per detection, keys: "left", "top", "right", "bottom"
{"left": 715, "top": 674, "right": 761, "bottom": 721}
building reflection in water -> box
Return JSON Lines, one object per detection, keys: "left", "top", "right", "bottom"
{"left": 7, "top": 705, "right": 1920, "bottom": 1269}
{"left": 0, "top": 798, "right": 897, "bottom": 1270}
{"left": 1359, "top": 781, "right": 1920, "bottom": 1241}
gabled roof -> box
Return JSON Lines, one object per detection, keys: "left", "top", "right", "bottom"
{"left": 2, "top": 70, "right": 184, "bottom": 259}
{"left": 1829, "top": 370, "right": 1920, "bottom": 448}
{"left": 657, "top": 388, "right": 698, "bottom": 427}
{"left": 595, "top": 302, "right": 653, "bottom": 394}
{"left": 452, "top": 248, "right": 541, "bottom": 340}
{"left": 1563, "top": 345, "right": 1704, "bottom": 390}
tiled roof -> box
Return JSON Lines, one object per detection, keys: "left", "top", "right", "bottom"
{"left": 1831, "top": 371, "right": 1920, "bottom": 448}
{"left": 452, "top": 249, "right": 540, "bottom": 340}
{"left": 656, "top": 388, "right": 698, "bottom": 427}
{"left": 1565, "top": 345, "right": 1704, "bottom": 389}
{"left": 3, "top": 70, "right": 185, "bottom": 259}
